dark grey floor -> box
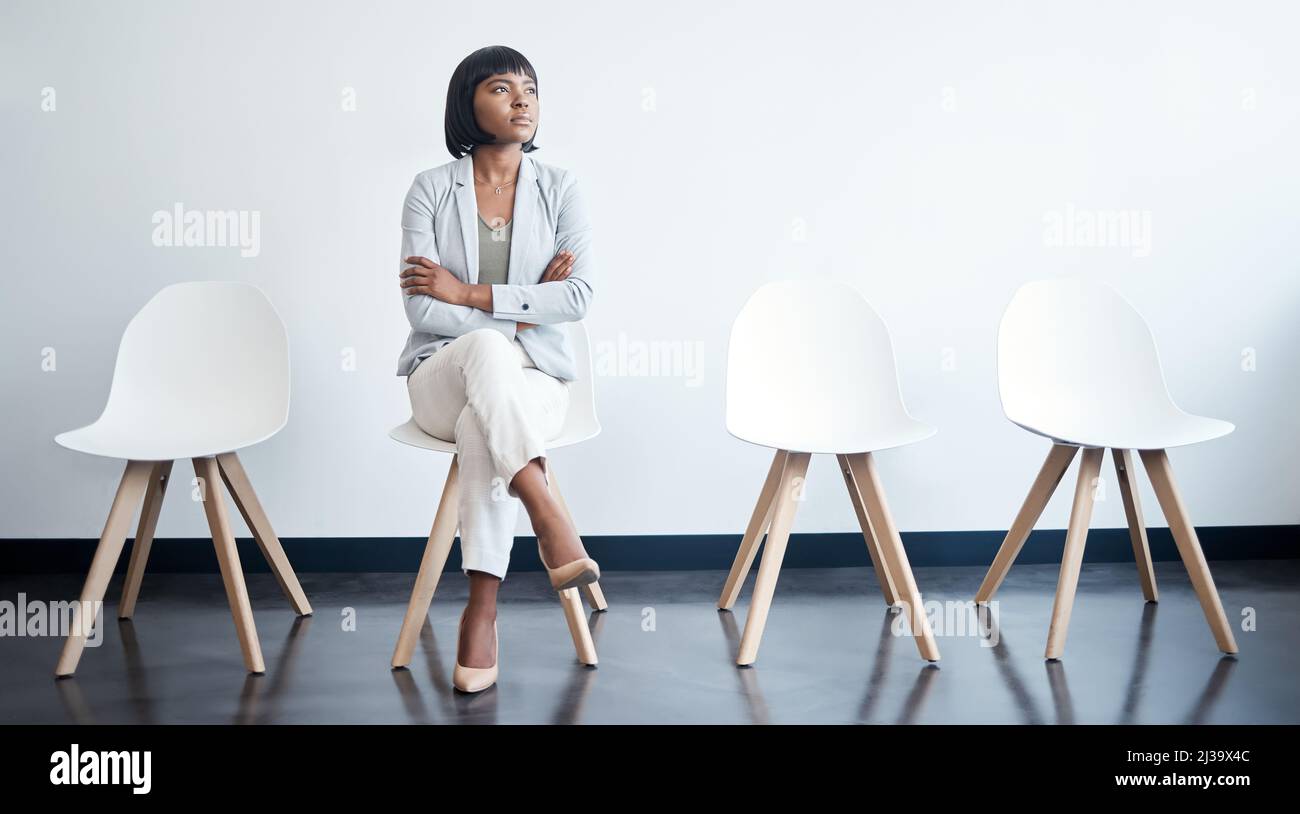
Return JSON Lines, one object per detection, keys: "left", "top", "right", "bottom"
{"left": 1, "top": 560, "right": 1296, "bottom": 724}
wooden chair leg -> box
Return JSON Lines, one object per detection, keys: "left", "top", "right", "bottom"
{"left": 837, "top": 453, "right": 898, "bottom": 605}
{"left": 1044, "top": 447, "right": 1104, "bottom": 660}
{"left": 1113, "top": 448, "right": 1158, "bottom": 602}
{"left": 976, "top": 444, "right": 1079, "bottom": 603}
{"left": 560, "top": 587, "right": 598, "bottom": 665}
{"left": 846, "top": 453, "right": 941, "bottom": 662}
{"left": 719, "top": 449, "right": 788, "bottom": 610}
{"left": 392, "top": 456, "right": 461, "bottom": 669}
{"left": 545, "top": 463, "right": 607, "bottom": 612}
{"left": 580, "top": 582, "right": 607, "bottom": 612}
{"left": 216, "top": 451, "right": 312, "bottom": 616}
{"left": 736, "top": 451, "right": 810, "bottom": 666}
{"left": 55, "top": 460, "right": 153, "bottom": 677}
{"left": 119, "top": 460, "right": 173, "bottom": 619}
{"left": 193, "top": 457, "right": 265, "bottom": 674}
{"left": 540, "top": 462, "right": 601, "bottom": 660}
{"left": 1138, "top": 449, "right": 1238, "bottom": 654}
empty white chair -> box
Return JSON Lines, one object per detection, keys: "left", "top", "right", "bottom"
{"left": 53, "top": 281, "right": 312, "bottom": 677}
{"left": 976, "top": 278, "right": 1237, "bottom": 659}
{"left": 719, "top": 278, "right": 940, "bottom": 665}
{"left": 389, "top": 320, "right": 608, "bottom": 670}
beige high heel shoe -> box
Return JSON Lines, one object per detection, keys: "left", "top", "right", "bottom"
{"left": 452, "top": 611, "right": 498, "bottom": 693}
{"left": 537, "top": 536, "right": 601, "bottom": 591}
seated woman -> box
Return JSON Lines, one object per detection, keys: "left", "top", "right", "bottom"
{"left": 396, "top": 45, "right": 600, "bottom": 693}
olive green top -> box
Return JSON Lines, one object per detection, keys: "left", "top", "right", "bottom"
{"left": 476, "top": 213, "right": 512, "bottom": 286}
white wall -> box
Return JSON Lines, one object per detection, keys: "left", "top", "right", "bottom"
{"left": 2, "top": 0, "right": 1297, "bottom": 544}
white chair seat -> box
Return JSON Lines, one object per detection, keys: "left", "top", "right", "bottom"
{"left": 1010, "top": 411, "right": 1234, "bottom": 451}
{"left": 56, "top": 414, "right": 279, "bottom": 461}
{"left": 727, "top": 415, "right": 936, "bottom": 455}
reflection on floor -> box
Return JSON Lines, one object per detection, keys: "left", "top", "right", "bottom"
{"left": 0, "top": 560, "right": 1295, "bottom": 724}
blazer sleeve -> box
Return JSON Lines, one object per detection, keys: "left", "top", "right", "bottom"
{"left": 400, "top": 173, "right": 518, "bottom": 341}
{"left": 489, "top": 171, "right": 595, "bottom": 324}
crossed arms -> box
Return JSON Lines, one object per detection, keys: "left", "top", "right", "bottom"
{"left": 397, "top": 171, "right": 595, "bottom": 340}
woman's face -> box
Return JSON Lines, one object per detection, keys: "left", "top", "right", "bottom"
{"left": 473, "top": 71, "right": 538, "bottom": 146}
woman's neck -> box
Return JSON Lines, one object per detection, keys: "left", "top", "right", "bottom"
{"left": 471, "top": 146, "right": 523, "bottom": 186}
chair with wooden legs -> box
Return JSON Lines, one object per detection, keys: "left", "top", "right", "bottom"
{"left": 718, "top": 278, "right": 941, "bottom": 666}
{"left": 976, "top": 278, "right": 1238, "bottom": 660}
{"left": 53, "top": 282, "right": 312, "bottom": 677}
{"left": 389, "top": 320, "right": 607, "bottom": 671}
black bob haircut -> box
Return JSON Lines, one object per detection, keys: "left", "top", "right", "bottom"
{"left": 445, "top": 45, "right": 540, "bottom": 158}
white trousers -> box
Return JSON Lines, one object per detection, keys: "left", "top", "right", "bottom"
{"left": 406, "top": 328, "right": 570, "bottom": 580}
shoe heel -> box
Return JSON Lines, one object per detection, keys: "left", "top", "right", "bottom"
{"left": 537, "top": 540, "right": 600, "bottom": 591}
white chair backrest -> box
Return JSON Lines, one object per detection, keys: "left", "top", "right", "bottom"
{"left": 998, "top": 278, "right": 1177, "bottom": 437}
{"left": 96, "top": 281, "right": 290, "bottom": 440}
{"left": 725, "top": 278, "right": 915, "bottom": 445}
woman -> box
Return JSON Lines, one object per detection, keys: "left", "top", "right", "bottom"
{"left": 396, "top": 45, "right": 599, "bottom": 693}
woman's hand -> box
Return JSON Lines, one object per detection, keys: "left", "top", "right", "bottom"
{"left": 541, "top": 249, "right": 575, "bottom": 282}
{"left": 400, "top": 256, "right": 468, "bottom": 305}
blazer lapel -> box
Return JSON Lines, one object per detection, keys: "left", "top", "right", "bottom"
{"left": 507, "top": 154, "right": 538, "bottom": 285}
{"left": 453, "top": 153, "right": 479, "bottom": 284}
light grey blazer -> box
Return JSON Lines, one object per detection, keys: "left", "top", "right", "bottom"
{"left": 395, "top": 151, "right": 596, "bottom": 382}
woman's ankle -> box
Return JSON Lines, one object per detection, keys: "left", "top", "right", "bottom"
{"left": 463, "top": 601, "right": 498, "bottom": 620}
{"left": 537, "top": 515, "right": 587, "bottom": 566}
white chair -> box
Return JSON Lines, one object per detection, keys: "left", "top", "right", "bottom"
{"left": 53, "top": 281, "right": 312, "bottom": 677}
{"left": 976, "top": 278, "right": 1238, "bottom": 659}
{"left": 718, "top": 278, "right": 941, "bottom": 665}
{"left": 389, "top": 321, "right": 607, "bottom": 670}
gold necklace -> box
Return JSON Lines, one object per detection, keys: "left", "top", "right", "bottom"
{"left": 474, "top": 174, "right": 518, "bottom": 195}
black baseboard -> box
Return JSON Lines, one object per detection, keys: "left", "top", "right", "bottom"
{"left": 0, "top": 526, "right": 1295, "bottom": 575}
